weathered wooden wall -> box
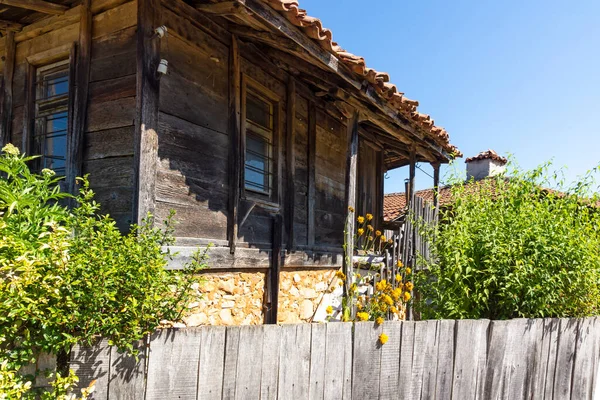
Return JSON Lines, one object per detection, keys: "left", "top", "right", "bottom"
{"left": 0, "top": 0, "right": 137, "bottom": 230}
{"left": 69, "top": 317, "right": 600, "bottom": 400}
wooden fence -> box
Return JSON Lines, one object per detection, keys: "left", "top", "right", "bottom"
{"left": 68, "top": 317, "right": 600, "bottom": 399}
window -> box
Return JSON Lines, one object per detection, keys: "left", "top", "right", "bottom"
{"left": 32, "top": 60, "right": 70, "bottom": 176}
{"left": 244, "top": 91, "right": 274, "bottom": 195}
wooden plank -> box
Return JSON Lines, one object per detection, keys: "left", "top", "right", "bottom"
{"left": 418, "top": 320, "right": 440, "bottom": 399}
{"left": 227, "top": 34, "right": 241, "bottom": 253}
{"left": 307, "top": 101, "right": 316, "bottom": 246}
{"left": 145, "top": 329, "right": 201, "bottom": 400}
{"left": 0, "top": 31, "right": 14, "bottom": 146}
{"left": 108, "top": 340, "right": 146, "bottom": 400}
{"left": 234, "top": 326, "right": 264, "bottom": 400}
{"left": 285, "top": 76, "right": 296, "bottom": 250}
{"left": 542, "top": 318, "right": 561, "bottom": 400}
{"left": 378, "top": 321, "right": 402, "bottom": 400}
{"left": 69, "top": 339, "right": 111, "bottom": 400}
{"left": 197, "top": 326, "right": 226, "bottom": 400}
{"left": 308, "top": 323, "right": 327, "bottom": 400}
{"left": 196, "top": 1, "right": 248, "bottom": 15}
{"left": 452, "top": 319, "right": 489, "bottom": 400}
{"left": 67, "top": 0, "right": 92, "bottom": 195}
{"left": 21, "top": 62, "right": 34, "bottom": 153}
{"left": 522, "top": 319, "right": 545, "bottom": 399}
{"left": 260, "top": 325, "right": 281, "bottom": 400}
{"left": 343, "top": 110, "right": 359, "bottom": 298}
{"left": 0, "top": 19, "right": 22, "bottom": 31}
{"left": 571, "top": 318, "right": 597, "bottom": 400}
{"left": 434, "top": 319, "right": 455, "bottom": 400}
{"left": 0, "top": 0, "right": 68, "bottom": 14}
{"left": 267, "top": 213, "right": 283, "bottom": 323}
{"left": 278, "top": 323, "right": 312, "bottom": 399}
{"left": 222, "top": 326, "right": 241, "bottom": 398}
{"left": 323, "top": 322, "right": 352, "bottom": 400}
{"left": 553, "top": 318, "right": 579, "bottom": 399}
{"left": 133, "top": 0, "right": 161, "bottom": 224}
{"left": 398, "top": 320, "right": 415, "bottom": 399}
{"left": 352, "top": 321, "right": 383, "bottom": 399}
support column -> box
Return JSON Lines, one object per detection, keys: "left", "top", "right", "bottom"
{"left": 0, "top": 31, "right": 15, "bottom": 146}
{"left": 285, "top": 76, "right": 296, "bottom": 251}
{"left": 66, "top": 0, "right": 91, "bottom": 195}
{"left": 227, "top": 35, "right": 241, "bottom": 253}
{"left": 344, "top": 110, "right": 359, "bottom": 298}
{"left": 432, "top": 162, "right": 440, "bottom": 218}
{"left": 407, "top": 144, "right": 417, "bottom": 320}
{"left": 307, "top": 101, "right": 316, "bottom": 247}
{"left": 133, "top": 0, "right": 161, "bottom": 224}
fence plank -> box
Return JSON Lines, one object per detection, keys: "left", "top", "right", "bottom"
{"left": 145, "top": 329, "right": 201, "bottom": 400}
{"left": 70, "top": 339, "right": 111, "bottom": 400}
{"left": 399, "top": 321, "right": 415, "bottom": 399}
{"left": 419, "top": 320, "right": 440, "bottom": 400}
{"left": 323, "top": 322, "right": 353, "bottom": 400}
{"left": 541, "top": 318, "right": 561, "bottom": 400}
{"left": 553, "top": 318, "right": 579, "bottom": 399}
{"left": 352, "top": 321, "right": 383, "bottom": 399}
{"left": 108, "top": 340, "right": 146, "bottom": 400}
{"left": 260, "top": 325, "right": 281, "bottom": 400}
{"left": 235, "top": 326, "right": 265, "bottom": 400}
{"left": 435, "top": 320, "right": 455, "bottom": 400}
{"left": 197, "top": 326, "right": 226, "bottom": 400}
{"left": 278, "top": 323, "right": 312, "bottom": 399}
{"left": 309, "top": 323, "right": 327, "bottom": 400}
{"left": 452, "top": 319, "right": 489, "bottom": 400}
{"left": 523, "top": 319, "right": 545, "bottom": 399}
{"left": 222, "top": 326, "right": 241, "bottom": 399}
{"left": 571, "top": 318, "right": 597, "bottom": 399}
{"left": 378, "top": 321, "right": 401, "bottom": 400}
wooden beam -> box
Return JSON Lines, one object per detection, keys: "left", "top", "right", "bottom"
{"left": 196, "top": 0, "right": 248, "bottom": 15}
{"left": 242, "top": 0, "right": 452, "bottom": 161}
{"left": 408, "top": 145, "right": 416, "bottom": 201}
{"left": 0, "top": 0, "right": 68, "bottom": 15}
{"left": 0, "top": 31, "right": 15, "bottom": 146}
{"left": 66, "top": 0, "right": 91, "bottom": 196}
{"left": 21, "top": 62, "right": 35, "bottom": 153}
{"left": 432, "top": 162, "right": 440, "bottom": 217}
{"left": 0, "top": 19, "right": 22, "bottom": 31}
{"left": 307, "top": 101, "right": 316, "bottom": 247}
{"left": 133, "top": 0, "right": 161, "bottom": 224}
{"left": 285, "top": 76, "right": 296, "bottom": 251}
{"left": 267, "top": 213, "right": 283, "bottom": 324}
{"left": 227, "top": 35, "right": 241, "bottom": 253}
{"left": 344, "top": 110, "right": 359, "bottom": 304}
{"left": 229, "top": 25, "right": 302, "bottom": 54}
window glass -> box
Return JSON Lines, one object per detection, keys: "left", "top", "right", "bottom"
{"left": 244, "top": 90, "right": 274, "bottom": 195}
{"left": 34, "top": 62, "right": 69, "bottom": 176}
{"left": 245, "top": 134, "right": 269, "bottom": 192}
{"left": 246, "top": 93, "right": 271, "bottom": 130}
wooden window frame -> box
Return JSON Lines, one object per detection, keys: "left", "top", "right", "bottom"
{"left": 240, "top": 74, "right": 281, "bottom": 207}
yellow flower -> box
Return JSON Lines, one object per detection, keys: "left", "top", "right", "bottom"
{"left": 367, "top": 225, "right": 374, "bottom": 231}
{"left": 383, "top": 295, "right": 394, "bottom": 306}
{"left": 357, "top": 312, "right": 369, "bottom": 321}
{"left": 366, "top": 213, "right": 374, "bottom": 221}
{"left": 395, "top": 273, "right": 401, "bottom": 282}
{"left": 375, "top": 280, "right": 387, "bottom": 291}
{"left": 326, "top": 305, "right": 333, "bottom": 314}
{"left": 2, "top": 143, "right": 19, "bottom": 156}
{"left": 391, "top": 306, "right": 398, "bottom": 314}
{"left": 336, "top": 271, "right": 346, "bottom": 280}
{"left": 388, "top": 239, "right": 393, "bottom": 244}
{"left": 357, "top": 216, "right": 365, "bottom": 224}
{"left": 397, "top": 260, "right": 403, "bottom": 268}
{"left": 405, "top": 267, "right": 412, "bottom": 275}
{"left": 338, "top": 280, "right": 343, "bottom": 286}
{"left": 392, "top": 288, "right": 402, "bottom": 301}
{"left": 405, "top": 282, "right": 414, "bottom": 292}
{"left": 376, "top": 317, "right": 384, "bottom": 325}
{"left": 350, "top": 283, "right": 358, "bottom": 293}
{"left": 379, "top": 333, "right": 389, "bottom": 345}
{"left": 357, "top": 302, "right": 363, "bottom": 310}
{"left": 357, "top": 228, "right": 365, "bottom": 236}
{"left": 403, "top": 292, "right": 411, "bottom": 302}
{"left": 368, "top": 235, "right": 374, "bottom": 241}
{"left": 380, "top": 235, "right": 386, "bottom": 242}
{"left": 375, "top": 230, "right": 382, "bottom": 237}
{"left": 348, "top": 206, "right": 355, "bottom": 213}
{"left": 354, "top": 273, "right": 361, "bottom": 279}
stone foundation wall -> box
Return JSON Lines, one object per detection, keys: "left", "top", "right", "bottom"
{"left": 277, "top": 269, "right": 339, "bottom": 324}
{"left": 182, "top": 272, "right": 266, "bottom": 326}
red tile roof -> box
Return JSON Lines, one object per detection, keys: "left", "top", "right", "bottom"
{"left": 465, "top": 149, "right": 507, "bottom": 164}
{"left": 263, "top": 0, "right": 461, "bottom": 157}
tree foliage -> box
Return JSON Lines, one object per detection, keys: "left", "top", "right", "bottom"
{"left": 0, "top": 144, "right": 208, "bottom": 398}
{"left": 415, "top": 161, "right": 600, "bottom": 320}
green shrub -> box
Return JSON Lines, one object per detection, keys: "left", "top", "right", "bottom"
{"left": 415, "top": 161, "right": 600, "bottom": 320}
{"left": 0, "top": 144, "right": 208, "bottom": 398}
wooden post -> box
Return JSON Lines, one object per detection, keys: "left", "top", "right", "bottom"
{"left": 21, "top": 62, "right": 35, "bottom": 153}
{"left": 133, "top": 0, "right": 161, "bottom": 224}
{"left": 267, "top": 213, "right": 283, "bottom": 324}
{"left": 344, "top": 111, "right": 359, "bottom": 298}
{"left": 66, "top": 0, "right": 91, "bottom": 195}
{"left": 285, "top": 76, "right": 296, "bottom": 251}
{"left": 408, "top": 145, "right": 416, "bottom": 202}
{"left": 432, "top": 162, "right": 440, "bottom": 218}
{"left": 0, "top": 31, "right": 15, "bottom": 147}
{"left": 407, "top": 145, "right": 416, "bottom": 320}
{"left": 227, "top": 35, "right": 241, "bottom": 253}
{"left": 307, "top": 101, "right": 316, "bottom": 247}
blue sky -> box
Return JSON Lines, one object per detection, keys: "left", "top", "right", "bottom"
{"left": 299, "top": 0, "right": 600, "bottom": 192}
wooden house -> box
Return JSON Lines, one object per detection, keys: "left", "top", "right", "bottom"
{"left": 0, "top": 0, "right": 461, "bottom": 325}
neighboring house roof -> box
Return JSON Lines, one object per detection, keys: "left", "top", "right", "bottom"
{"left": 384, "top": 186, "right": 454, "bottom": 222}
{"left": 465, "top": 149, "right": 507, "bottom": 164}
{"left": 263, "top": 0, "right": 461, "bottom": 157}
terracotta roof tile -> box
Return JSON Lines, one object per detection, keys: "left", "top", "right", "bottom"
{"left": 263, "top": 0, "right": 461, "bottom": 157}
{"left": 465, "top": 149, "right": 507, "bottom": 164}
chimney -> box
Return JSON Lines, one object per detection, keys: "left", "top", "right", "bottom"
{"left": 465, "top": 149, "right": 507, "bottom": 181}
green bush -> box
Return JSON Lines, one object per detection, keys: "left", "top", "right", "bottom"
{"left": 0, "top": 144, "right": 208, "bottom": 398}
{"left": 415, "top": 161, "right": 600, "bottom": 320}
